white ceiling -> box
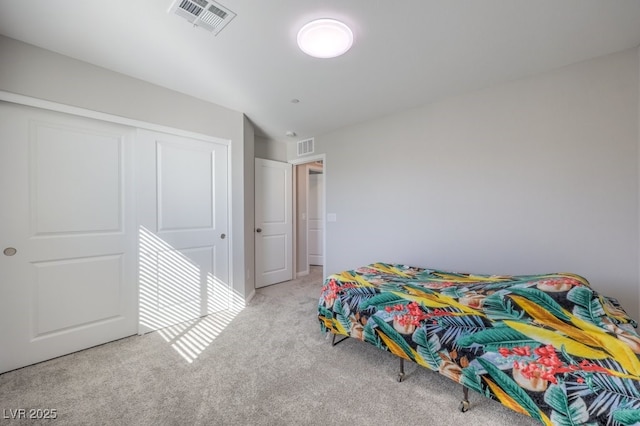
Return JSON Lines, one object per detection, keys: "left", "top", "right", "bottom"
{"left": 1, "top": 0, "right": 640, "bottom": 142}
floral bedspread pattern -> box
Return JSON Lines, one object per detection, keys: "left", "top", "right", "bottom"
{"left": 317, "top": 263, "right": 640, "bottom": 426}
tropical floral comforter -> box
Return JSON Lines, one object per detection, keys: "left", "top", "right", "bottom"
{"left": 317, "top": 263, "right": 640, "bottom": 426}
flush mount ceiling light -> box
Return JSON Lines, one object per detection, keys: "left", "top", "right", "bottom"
{"left": 297, "top": 18, "right": 353, "bottom": 58}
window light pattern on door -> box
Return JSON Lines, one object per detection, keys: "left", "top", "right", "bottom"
{"left": 138, "top": 226, "right": 243, "bottom": 363}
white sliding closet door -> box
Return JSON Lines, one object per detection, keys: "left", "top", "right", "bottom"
{"left": 136, "top": 130, "right": 230, "bottom": 334}
{"left": 0, "top": 102, "right": 138, "bottom": 373}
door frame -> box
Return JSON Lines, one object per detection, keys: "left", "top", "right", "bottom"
{"left": 289, "top": 154, "right": 327, "bottom": 281}
{"left": 0, "top": 91, "right": 231, "bottom": 146}
{"left": 0, "top": 90, "right": 234, "bottom": 333}
{"left": 306, "top": 163, "right": 324, "bottom": 267}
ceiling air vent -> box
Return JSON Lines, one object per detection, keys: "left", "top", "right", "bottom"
{"left": 169, "top": 0, "right": 236, "bottom": 35}
{"left": 297, "top": 138, "right": 314, "bottom": 156}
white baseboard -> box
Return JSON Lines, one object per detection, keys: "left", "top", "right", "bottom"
{"left": 231, "top": 289, "right": 254, "bottom": 311}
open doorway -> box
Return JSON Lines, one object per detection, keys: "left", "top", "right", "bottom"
{"left": 293, "top": 158, "right": 325, "bottom": 278}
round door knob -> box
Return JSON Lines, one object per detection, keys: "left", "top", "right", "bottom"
{"left": 220, "top": 234, "right": 226, "bottom": 239}
{"left": 256, "top": 228, "right": 262, "bottom": 233}
{"left": 3, "top": 247, "right": 17, "bottom": 256}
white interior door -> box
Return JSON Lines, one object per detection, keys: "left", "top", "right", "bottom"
{"left": 0, "top": 102, "right": 137, "bottom": 373}
{"left": 308, "top": 170, "right": 324, "bottom": 266}
{"left": 136, "top": 129, "right": 229, "bottom": 334}
{"left": 255, "top": 158, "right": 292, "bottom": 288}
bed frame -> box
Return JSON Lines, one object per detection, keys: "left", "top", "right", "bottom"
{"left": 318, "top": 263, "right": 640, "bottom": 425}
{"left": 330, "top": 324, "right": 472, "bottom": 411}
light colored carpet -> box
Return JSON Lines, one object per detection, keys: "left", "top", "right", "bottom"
{"left": 0, "top": 267, "right": 540, "bottom": 425}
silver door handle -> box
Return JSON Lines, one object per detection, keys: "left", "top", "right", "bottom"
{"left": 220, "top": 234, "right": 226, "bottom": 239}
{"left": 3, "top": 247, "right": 17, "bottom": 256}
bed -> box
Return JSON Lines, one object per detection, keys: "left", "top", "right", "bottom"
{"left": 317, "top": 262, "right": 640, "bottom": 426}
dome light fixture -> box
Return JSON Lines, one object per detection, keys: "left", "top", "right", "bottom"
{"left": 297, "top": 18, "right": 353, "bottom": 59}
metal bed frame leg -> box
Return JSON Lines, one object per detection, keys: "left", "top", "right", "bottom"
{"left": 330, "top": 330, "right": 466, "bottom": 411}
{"left": 459, "top": 386, "right": 470, "bottom": 412}
{"left": 396, "top": 357, "right": 468, "bottom": 412}
{"left": 331, "top": 332, "right": 349, "bottom": 347}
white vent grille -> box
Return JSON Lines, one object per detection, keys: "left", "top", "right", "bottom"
{"left": 297, "top": 138, "right": 314, "bottom": 156}
{"left": 169, "top": 0, "right": 236, "bottom": 35}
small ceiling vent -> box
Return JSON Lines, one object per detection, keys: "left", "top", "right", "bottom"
{"left": 297, "top": 138, "right": 315, "bottom": 156}
{"left": 169, "top": 0, "right": 236, "bottom": 35}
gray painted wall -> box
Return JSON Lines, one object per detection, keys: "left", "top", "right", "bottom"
{"left": 255, "top": 136, "right": 287, "bottom": 162}
{"left": 0, "top": 35, "right": 253, "bottom": 300}
{"left": 243, "top": 116, "right": 256, "bottom": 298}
{"left": 311, "top": 48, "right": 640, "bottom": 321}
